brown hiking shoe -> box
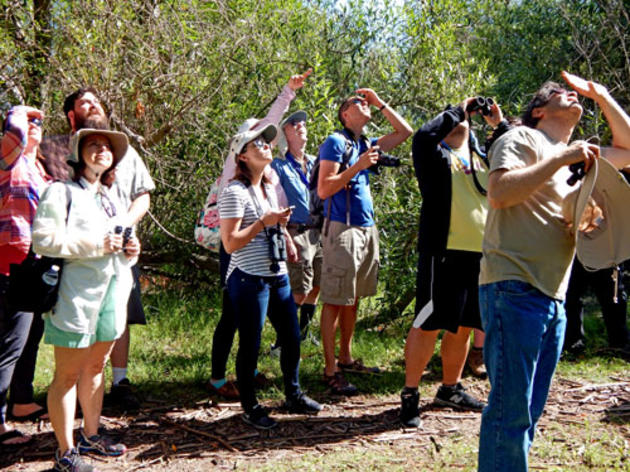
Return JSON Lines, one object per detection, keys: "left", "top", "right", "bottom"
{"left": 467, "top": 347, "right": 487, "bottom": 378}
{"left": 208, "top": 380, "right": 240, "bottom": 400}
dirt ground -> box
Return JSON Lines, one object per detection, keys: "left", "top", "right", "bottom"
{"left": 3, "top": 376, "right": 629, "bottom": 471}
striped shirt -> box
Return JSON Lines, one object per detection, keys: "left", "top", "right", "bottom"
{"left": 219, "top": 180, "right": 287, "bottom": 281}
{"left": 0, "top": 107, "right": 51, "bottom": 275}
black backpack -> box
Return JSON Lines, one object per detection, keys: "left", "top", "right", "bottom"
{"left": 309, "top": 130, "right": 369, "bottom": 230}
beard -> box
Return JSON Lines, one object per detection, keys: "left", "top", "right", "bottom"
{"left": 75, "top": 114, "right": 109, "bottom": 131}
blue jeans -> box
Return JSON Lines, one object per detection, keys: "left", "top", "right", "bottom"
{"left": 211, "top": 244, "right": 237, "bottom": 380}
{"left": 478, "top": 280, "right": 566, "bottom": 472}
{"left": 227, "top": 267, "right": 301, "bottom": 412}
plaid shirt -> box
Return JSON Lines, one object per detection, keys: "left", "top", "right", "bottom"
{"left": 0, "top": 107, "right": 51, "bottom": 270}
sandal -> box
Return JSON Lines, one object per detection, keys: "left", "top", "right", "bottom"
{"left": 0, "top": 429, "right": 33, "bottom": 448}
{"left": 337, "top": 358, "right": 381, "bottom": 375}
{"left": 322, "top": 371, "right": 358, "bottom": 396}
{"left": 8, "top": 406, "right": 48, "bottom": 423}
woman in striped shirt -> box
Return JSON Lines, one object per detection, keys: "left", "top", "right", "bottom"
{"left": 219, "top": 124, "right": 321, "bottom": 429}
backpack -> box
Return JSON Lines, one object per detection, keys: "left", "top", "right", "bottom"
{"left": 8, "top": 184, "right": 72, "bottom": 313}
{"left": 309, "top": 130, "right": 369, "bottom": 230}
{"left": 194, "top": 176, "right": 221, "bottom": 253}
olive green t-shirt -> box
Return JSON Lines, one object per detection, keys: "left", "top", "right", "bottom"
{"left": 480, "top": 126, "right": 576, "bottom": 300}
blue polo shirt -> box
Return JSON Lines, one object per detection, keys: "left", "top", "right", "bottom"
{"left": 319, "top": 130, "right": 377, "bottom": 227}
{"left": 271, "top": 152, "right": 315, "bottom": 225}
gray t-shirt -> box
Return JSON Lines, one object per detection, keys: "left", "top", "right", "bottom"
{"left": 480, "top": 126, "right": 576, "bottom": 300}
{"left": 219, "top": 180, "right": 287, "bottom": 281}
{"left": 111, "top": 145, "right": 155, "bottom": 213}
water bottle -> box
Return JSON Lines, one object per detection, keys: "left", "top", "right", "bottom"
{"left": 42, "top": 265, "right": 60, "bottom": 286}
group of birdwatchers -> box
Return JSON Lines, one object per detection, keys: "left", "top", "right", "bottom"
{"left": 1, "top": 68, "right": 630, "bottom": 472}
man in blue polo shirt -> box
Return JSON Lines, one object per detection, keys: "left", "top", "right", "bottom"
{"left": 317, "top": 88, "right": 412, "bottom": 394}
{"left": 271, "top": 110, "right": 322, "bottom": 345}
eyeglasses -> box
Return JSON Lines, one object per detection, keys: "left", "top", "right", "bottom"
{"left": 28, "top": 117, "right": 43, "bottom": 127}
{"left": 248, "top": 137, "right": 268, "bottom": 150}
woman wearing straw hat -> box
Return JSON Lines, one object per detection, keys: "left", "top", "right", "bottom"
{"left": 32, "top": 128, "right": 139, "bottom": 472}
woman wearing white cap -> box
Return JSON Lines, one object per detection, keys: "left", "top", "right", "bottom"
{"left": 219, "top": 123, "right": 321, "bottom": 429}
{"left": 32, "top": 128, "right": 140, "bottom": 472}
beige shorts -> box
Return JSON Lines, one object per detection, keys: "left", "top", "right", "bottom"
{"left": 287, "top": 227, "right": 323, "bottom": 295}
{"left": 320, "top": 220, "right": 379, "bottom": 305}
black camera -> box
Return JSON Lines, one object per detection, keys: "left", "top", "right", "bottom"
{"left": 466, "top": 97, "right": 495, "bottom": 117}
{"left": 370, "top": 150, "right": 402, "bottom": 174}
{"left": 267, "top": 224, "right": 286, "bottom": 273}
{"left": 377, "top": 150, "right": 402, "bottom": 167}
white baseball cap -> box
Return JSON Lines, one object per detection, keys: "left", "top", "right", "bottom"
{"left": 229, "top": 123, "right": 277, "bottom": 162}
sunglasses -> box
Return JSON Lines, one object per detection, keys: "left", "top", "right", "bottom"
{"left": 99, "top": 192, "right": 117, "bottom": 218}
{"left": 286, "top": 118, "right": 306, "bottom": 127}
{"left": 247, "top": 137, "right": 268, "bottom": 150}
{"left": 28, "top": 117, "right": 43, "bottom": 127}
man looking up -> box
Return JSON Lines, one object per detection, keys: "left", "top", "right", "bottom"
{"left": 272, "top": 110, "right": 322, "bottom": 345}
{"left": 400, "top": 97, "right": 507, "bottom": 427}
{"left": 478, "top": 72, "right": 630, "bottom": 471}
{"left": 318, "top": 89, "right": 412, "bottom": 394}
{"left": 62, "top": 87, "right": 155, "bottom": 410}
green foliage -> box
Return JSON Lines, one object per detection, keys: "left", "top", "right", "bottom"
{"left": 3, "top": 0, "right": 630, "bottom": 319}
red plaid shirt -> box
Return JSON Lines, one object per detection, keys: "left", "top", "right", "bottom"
{"left": 0, "top": 107, "right": 51, "bottom": 274}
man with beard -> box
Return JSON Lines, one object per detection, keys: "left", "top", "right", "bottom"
{"left": 60, "top": 87, "right": 155, "bottom": 410}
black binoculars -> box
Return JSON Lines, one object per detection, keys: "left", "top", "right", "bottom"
{"left": 466, "top": 97, "right": 495, "bottom": 116}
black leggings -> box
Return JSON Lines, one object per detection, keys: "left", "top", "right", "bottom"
{"left": 564, "top": 259, "right": 629, "bottom": 348}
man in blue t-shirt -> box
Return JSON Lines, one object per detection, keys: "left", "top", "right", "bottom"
{"left": 317, "top": 88, "right": 412, "bottom": 394}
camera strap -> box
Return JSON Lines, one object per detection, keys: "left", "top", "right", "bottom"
{"left": 441, "top": 139, "right": 487, "bottom": 197}
{"left": 247, "top": 184, "right": 274, "bottom": 240}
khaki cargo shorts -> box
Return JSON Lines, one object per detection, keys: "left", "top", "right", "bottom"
{"left": 287, "top": 227, "right": 323, "bottom": 295}
{"left": 320, "top": 220, "right": 379, "bottom": 306}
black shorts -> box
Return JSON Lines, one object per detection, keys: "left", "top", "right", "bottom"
{"left": 126, "top": 264, "right": 146, "bottom": 325}
{"left": 413, "top": 249, "right": 482, "bottom": 333}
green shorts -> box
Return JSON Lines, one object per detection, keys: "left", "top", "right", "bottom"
{"left": 44, "top": 276, "right": 122, "bottom": 348}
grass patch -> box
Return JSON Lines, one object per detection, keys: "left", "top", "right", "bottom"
{"left": 24, "top": 284, "right": 629, "bottom": 471}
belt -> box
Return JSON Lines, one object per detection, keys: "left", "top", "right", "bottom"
{"left": 286, "top": 223, "right": 318, "bottom": 234}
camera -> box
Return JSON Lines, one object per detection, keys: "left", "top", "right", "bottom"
{"left": 370, "top": 150, "right": 402, "bottom": 174}
{"left": 466, "top": 97, "right": 495, "bottom": 117}
{"left": 267, "top": 224, "right": 286, "bottom": 273}
{"left": 377, "top": 150, "right": 402, "bottom": 167}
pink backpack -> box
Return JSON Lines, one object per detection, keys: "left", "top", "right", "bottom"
{"left": 194, "top": 176, "right": 221, "bottom": 253}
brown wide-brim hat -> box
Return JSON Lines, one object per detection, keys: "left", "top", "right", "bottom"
{"left": 68, "top": 128, "right": 129, "bottom": 167}
{"left": 572, "top": 157, "right": 630, "bottom": 270}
